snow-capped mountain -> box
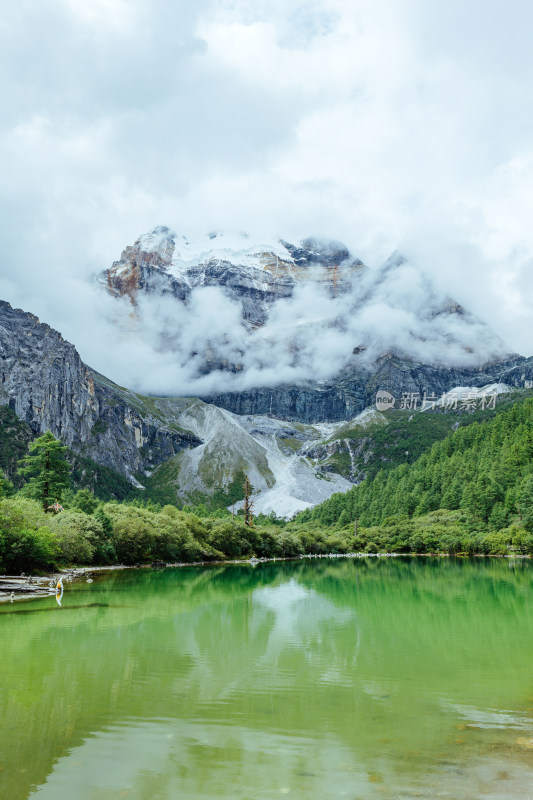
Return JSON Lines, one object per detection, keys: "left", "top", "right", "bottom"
{"left": 98, "top": 226, "right": 515, "bottom": 420}
{"left": 1, "top": 227, "right": 531, "bottom": 518}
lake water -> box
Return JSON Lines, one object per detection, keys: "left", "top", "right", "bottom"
{"left": 2, "top": 557, "right": 533, "bottom": 799}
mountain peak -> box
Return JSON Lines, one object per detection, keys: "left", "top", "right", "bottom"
{"left": 103, "top": 226, "right": 367, "bottom": 312}
{"left": 127, "top": 226, "right": 364, "bottom": 276}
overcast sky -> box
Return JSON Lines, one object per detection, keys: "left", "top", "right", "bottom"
{"left": 1, "top": 0, "right": 532, "bottom": 370}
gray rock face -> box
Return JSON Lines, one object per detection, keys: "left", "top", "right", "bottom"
{"left": 205, "top": 354, "right": 533, "bottom": 423}
{"left": 303, "top": 435, "right": 371, "bottom": 483}
{"left": 186, "top": 259, "right": 294, "bottom": 328}
{"left": 281, "top": 237, "right": 355, "bottom": 268}
{"left": 205, "top": 382, "right": 364, "bottom": 423}
{"left": 0, "top": 301, "right": 201, "bottom": 478}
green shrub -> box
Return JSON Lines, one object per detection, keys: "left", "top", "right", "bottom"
{"left": 439, "top": 533, "right": 462, "bottom": 555}
{"left": 0, "top": 499, "right": 59, "bottom": 573}
{"left": 254, "top": 527, "right": 283, "bottom": 558}
{"left": 48, "top": 511, "right": 97, "bottom": 564}
{"left": 275, "top": 531, "right": 304, "bottom": 557}
{"left": 71, "top": 489, "right": 98, "bottom": 515}
{"left": 161, "top": 504, "right": 180, "bottom": 519}
{"left": 208, "top": 520, "right": 258, "bottom": 558}
{"left": 54, "top": 527, "right": 94, "bottom": 564}
{"left": 408, "top": 533, "right": 427, "bottom": 553}
{"left": 180, "top": 512, "right": 210, "bottom": 541}
{"left": 151, "top": 519, "right": 215, "bottom": 563}
{"left": 2, "top": 497, "right": 48, "bottom": 530}
{"left": 510, "top": 525, "right": 533, "bottom": 554}
{"left": 480, "top": 532, "right": 511, "bottom": 556}
{"left": 297, "top": 529, "right": 331, "bottom": 554}
{"left": 353, "top": 533, "right": 369, "bottom": 551}
{"left": 93, "top": 509, "right": 116, "bottom": 563}
{"left": 324, "top": 534, "right": 351, "bottom": 554}
{"left": 111, "top": 515, "right": 155, "bottom": 564}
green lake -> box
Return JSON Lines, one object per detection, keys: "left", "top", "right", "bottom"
{"left": 2, "top": 557, "right": 533, "bottom": 799}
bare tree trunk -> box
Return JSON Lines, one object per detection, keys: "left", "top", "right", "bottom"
{"left": 243, "top": 476, "right": 254, "bottom": 527}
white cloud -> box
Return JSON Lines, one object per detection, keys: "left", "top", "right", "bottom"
{"left": 0, "top": 0, "right": 532, "bottom": 387}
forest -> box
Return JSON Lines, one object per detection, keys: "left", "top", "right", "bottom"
{"left": 0, "top": 398, "right": 532, "bottom": 574}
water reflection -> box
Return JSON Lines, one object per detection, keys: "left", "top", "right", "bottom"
{"left": 55, "top": 578, "right": 63, "bottom": 607}
{"left": 1, "top": 558, "right": 533, "bottom": 799}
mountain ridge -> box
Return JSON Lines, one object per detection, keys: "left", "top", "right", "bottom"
{"left": 203, "top": 352, "right": 533, "bottom": 423}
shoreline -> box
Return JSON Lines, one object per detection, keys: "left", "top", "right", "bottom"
{"left": 1, "top": 551, "right": 531, "bottom": 605}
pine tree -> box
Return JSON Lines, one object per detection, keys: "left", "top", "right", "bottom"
{"left": 518, "top": 475, "right": 533, "bottom": 532}
{"left": 337, "top": 509, "right": 350, "bottom": 528}
{"left": 19, "top": 431, "right": 71, "bottom": 511}
{"left": 243, "top": 476, "right": 254, "bottom": 527}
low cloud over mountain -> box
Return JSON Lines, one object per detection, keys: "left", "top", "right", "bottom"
{"left": 95, "top": 226, "right": 510, "bottom": 397}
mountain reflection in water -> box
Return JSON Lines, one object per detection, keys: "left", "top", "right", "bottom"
{"left": 1, "top": 557, "right": 533, "bottom": 799}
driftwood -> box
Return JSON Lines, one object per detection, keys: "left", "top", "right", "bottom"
{"left": 0, "top": 577, "right": 53, "bottom": 596}
{"left": 0, "top": 582, "right": 50, "bottom": 594}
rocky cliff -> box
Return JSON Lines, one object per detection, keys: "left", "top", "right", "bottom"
{"left": 0, "top": 300, "right": 355, "bottom": 514}
{"left": 0, "top": 301, "right": 201, "bottom": 479}
{"left": 205, "top": 353, "right": 533, "bottom": 423}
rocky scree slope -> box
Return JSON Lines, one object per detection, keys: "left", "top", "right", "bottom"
{"left": 139, "top": 401, "right": 353, "bottom": 517}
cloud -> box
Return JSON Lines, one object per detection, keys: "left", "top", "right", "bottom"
{"left": 76, "top": 240, "right": 509, "bottom": 397}
{"left": 0, "top": 0, "right": 532, "bottom": 391}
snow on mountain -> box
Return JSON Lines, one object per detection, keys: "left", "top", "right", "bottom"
{"left": 427, "top": 383, "right": 512, "bottom": 409}
{"left": 100, "top": 225, "right": 365, "bottom": 332}
{"left": 138, "top": 228, "right": 294, "bottom": 274}
{"left": 132, "top": 226, "right": 363, "bottom": 281}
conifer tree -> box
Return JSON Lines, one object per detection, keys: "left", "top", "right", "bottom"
{"left": 19, "top": 431, "right": 71, "bottom": 511}
{"left": 518, "top": 475, "right": 533, "bottom": 532}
